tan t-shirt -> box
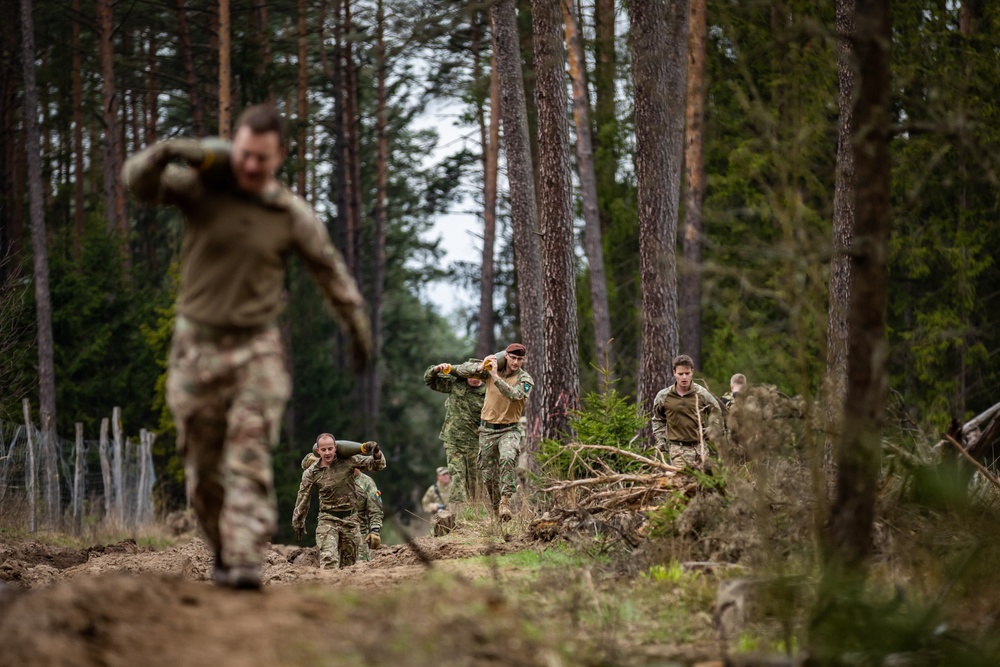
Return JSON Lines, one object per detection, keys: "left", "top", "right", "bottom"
{"left": 480, "top": 368, "right": 534, "bottom": 425}
{"left": 123, "top": 141, "right": 363, "bottom": 329}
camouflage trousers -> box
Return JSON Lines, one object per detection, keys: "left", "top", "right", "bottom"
{"left": 667, "top": 441, "right": 709, "bottom": 469}
{"left": 443, "top": 438, "right": 480, "bottom": 504}
{"left": 478, "top": 425, "right": 522, "bottom": 509}
{"left": 316, "top": 515, "right": 361, "bottom": 569}
{"left": 166, "top": 316, "right": 290, "bottom": 569}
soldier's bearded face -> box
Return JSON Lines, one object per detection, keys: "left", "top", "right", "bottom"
{"left": 317, "top": 439, "right": 336, "bottom": 464}
{"left": 231, "top": 126, "right": 285, "bottom": 194}
{"left": 674, "top": 365, "right": 693, "bottom": 391}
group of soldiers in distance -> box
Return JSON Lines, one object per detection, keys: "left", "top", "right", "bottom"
{"left": 123, "top": 101, "right": 755, "bottom": 590}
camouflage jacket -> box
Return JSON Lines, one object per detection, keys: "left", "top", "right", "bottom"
{"left": 651, "top": 382, "right": 721, "bottom": 448}
{"left": 292, "top": 453, "right": 386, "bottom": 527}
{"left": 424, "top": 364, "right": 487, "bottom": 445}
{"left": 421, "top": 482, "right": 451, "bottom": 514}
{"left": 355, "top": 473, "right": 383, "bottom": 532}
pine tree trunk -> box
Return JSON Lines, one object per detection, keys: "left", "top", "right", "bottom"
{"left": 629, "top": 0, "right": 689, "bottom": 416}
{"left": 827, "top": 0, "right": 855, "bottom": 403}
{"left": 254, "top": 0, "right": 274, "bottom": 102}
{"left": 145, "top": 30, "right": 158, "bottom": 145}
{"left": 96, "top": 0, "right": 126, "bottom": 242}
{"left": 366, "top": 0, "right": 388, "bottom": 433}
{"left": 490, "top": 0, "right": 546, "bottom": 439}
{"left": 680, "top": 0, "right": 707, "bottom": 370}
{"left": 19, "top": 0, "right": 57, "bottom": 428}
{"left": 826, "top": 0, "right": 891, "bottom": 572}
{"left": 218, "top": 0, "right": 231, "bottom": 137}
{"left": 297, "top": 0, "right": 309, "bottom": 199}
{"left": 533, "top": 0, "right": 578, "bottom": 441}
{"left": 176, "top": 0, "right": 206, "bottom": 136}
{"left": 72, "top": 0, "right": 85, "bottom": 253}
{"left": 476, "top": 41, "right": 500, "bottom": 359}
{"left": 342, "top": 0, "right": 361, "bottom": 277}
{"left": 562, "top": 0, "right": 612, "bottom": 372}
{"left": 593, "top": 0, "right": 615, "bottom": 236}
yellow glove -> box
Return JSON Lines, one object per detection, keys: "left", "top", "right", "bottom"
{"left": 366, "top": 530, "right": 381, "bottom": 549}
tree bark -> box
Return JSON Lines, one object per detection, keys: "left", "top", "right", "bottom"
{"left": 72, "top": 0, "right": 85, "bottom": 253}
{"left": 297, "top": 0, "right": 309, "bottom": 199}
{"left": 680, "top": 0, "right": 707, "bottom": 369}
{"left": 218, "top": 0, "right": 231, "bottom": 137}
{"left": 254, "top": 0, "right": 274, "bottom": 102}
{"left": 490, "top": 0, "right": 546, "bottom": 440}
{"left": 367, "top": 0, "right": 388, "bottom": 433}
{"left": 827, "top": 0, "right": 856, "bottom": 405}
{"left": 19, "top": 0, "right": 57, "bottom": 428}
{"left": 562, "top": 0, "right": 612, "bottom": 372}
{"left": 476, "top": 47, "right": 500, "bottom": 359}
{"left": 145, "top": 29, "right": 158, "bottom": 146}
{"left": 825, "top": 0, "right": 891, "bottom": 573}
{"left": 343, "top": 0, "right": 361, "bottom": 277}
{"left": 176, "top": 0, "right": 206, "bottom": 136}
{"left": 534, "top": 0, "right": 579, "bottom": 441}
{"left": 96, "top": 0, "right": 126, "bottom": 242}
{"left": 630, "top": 0, "right": 689, "bottom": 416}
{"left": 593, "top": 0, "right": 616, "bottom": 236}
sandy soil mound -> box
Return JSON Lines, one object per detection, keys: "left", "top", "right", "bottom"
{"left": 0, "top": 570, "right": 562, "bottom": 667}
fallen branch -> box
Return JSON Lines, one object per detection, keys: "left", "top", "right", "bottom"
{"left": 934, "top": 401, "right": 1000, "bottom": 451}
{"left": 945, "top": 433, "right": 1000, "bottom": 491}
{"left": 564, "top": 442, "right": 681, "bottom": 472}
{"left": 541, "top": 472, "right": 675, "bottom": 493}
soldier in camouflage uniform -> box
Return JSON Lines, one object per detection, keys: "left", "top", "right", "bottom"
{"left": 720, "top": 373, "right": 747, "bottom": 409}
{"left": 354, "top": 469, "right": 383, "bottom": 561}
{"left": 421, "top": 467, "right": 452, "bottom": 514}
{"left": 454, "top": 343, "right": 533, "bottom": 521}
{"left": 122, "top": 104, "right": 371, "bottom": 589}
{"left": 424, "top": 362, "right": 486, "bottom": 505}
{"left": 299, "top": 452, "right": 384, "bottom": 561}
{"left": 293, "top": 434, "right": 386, "bottom": 569}
{"left": 651, "top": 354, "right": 722, "bottom": 469}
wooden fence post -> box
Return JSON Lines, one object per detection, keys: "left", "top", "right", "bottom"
{"left": 112, "top": 406, "right": 124, "bottom": 524}
{"left": 99, "top": 417, "right": 112, "bottom": 521}
{"left": 74, "top": 422, "right": 84, "bottom": 527}
{"left": 22, "top": 399, "right": 36, "bottom": 533}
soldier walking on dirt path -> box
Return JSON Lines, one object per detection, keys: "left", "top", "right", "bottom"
{"left": 122, "top": 104, "right": 371, "bottom": 590}
{"left": 651, "top": 354, "right": 722, "bottom": 470}
{"left": 293, "top": 434, "right": 386, "bottom": 569}
{"left": 424, "top": 361, "right": 487, "bottom": 507}
{"left": 454, "top": 343, "right": 533, "bottom": 521}
{"left": 354, "top": 469, "right": 383, "bottom": 561}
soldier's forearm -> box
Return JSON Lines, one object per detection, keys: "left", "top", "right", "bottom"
{"left": 122, "top": 143, "right": 170, "bottom": 202}
{"left": 493, "top": 376, "right": 528, "bottom": 402}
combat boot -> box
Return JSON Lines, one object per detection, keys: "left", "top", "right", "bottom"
{"left": 226, "top": 564, "right": 262, "bottom": 590}
{"left": 498, "top": 496, "right": 512, "bottom": 522}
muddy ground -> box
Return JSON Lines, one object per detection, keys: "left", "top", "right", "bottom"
{"left": 0, "top": 526, "right": 652, "bottom": 667}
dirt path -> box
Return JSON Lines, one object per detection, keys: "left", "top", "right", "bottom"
{"left": 0, "top": 531, "right": 556, "bottom": 667}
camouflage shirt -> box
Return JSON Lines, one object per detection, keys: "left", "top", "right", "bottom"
{"left": 651, "top": 383, "right": 721, "bottom": 447}
{"left": 292, "top": 453, "right": 387, "bottom": 526}
{"left": 424, "top": 364, "right": 487, "bottom": 445}
{"left": 421, "top": 482, "right": 451, "bottom": 514}
{"left": 355, "top": 473, "right": 383, "bottom": 532}
{"left": 122, "top": 139, "right": 366, "bottom": 331}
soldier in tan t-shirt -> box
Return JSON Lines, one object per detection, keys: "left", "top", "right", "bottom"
{"left": 455, "top": 343, "right": 533, "bottom": 521}
{"left": 122, "top": 104, "right": 371, "bottom": 589}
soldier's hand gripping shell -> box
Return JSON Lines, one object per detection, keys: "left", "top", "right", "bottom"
{"left": 294, "top": 524, "right": 307, "bottom": 542}
{"left": 366, "top": 530, "right": 381, "bottom": 549}
{"left": 165, "top": 139, "right": 207, "bottom": 168}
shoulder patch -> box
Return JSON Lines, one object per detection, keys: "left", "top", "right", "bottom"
{"left": 523, "top": 382, "right": 532, "bottom": 394}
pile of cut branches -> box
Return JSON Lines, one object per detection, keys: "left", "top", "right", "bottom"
{"left": 530, "top": 443, "right": 698, "bottom": 544}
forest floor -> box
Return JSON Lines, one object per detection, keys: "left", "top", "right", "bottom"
{"left": 0, "top": 507, "right": 730, "bottom": 667}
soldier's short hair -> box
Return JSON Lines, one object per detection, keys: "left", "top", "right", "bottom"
{"left": 315, "top": 432, "right": 336, "bottom": 447}
{"left": 235, "top": 104, "right": 288, "bottom": 149}
{"left": 730, "top": 373, "right": 747, "bottom": 389}
{"left": 672, "top": 354, "right": 695, "bottom": 371}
